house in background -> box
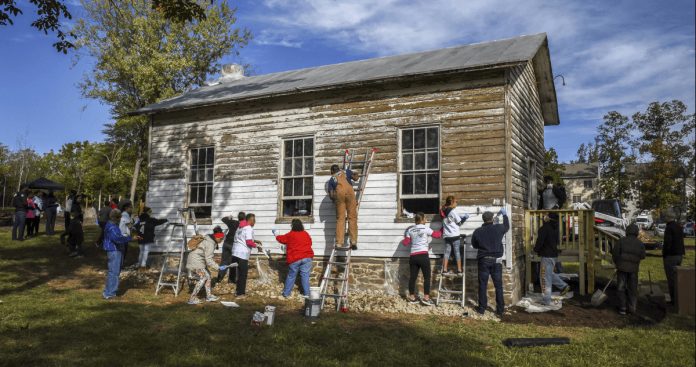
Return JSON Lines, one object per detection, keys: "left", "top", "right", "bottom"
{"left": 134, "top": 33, "right": 560, "bottom": 305}
{"left": 561, "top": 163, "right": 599, "bottom": 205}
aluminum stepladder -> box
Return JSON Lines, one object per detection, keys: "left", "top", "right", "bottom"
{"left": 319, "top": 148, "right": 377, "bottom": 311}
{"left": 155, "top": 207, "right": 198, "bottom": 296}
{"left": 436, "top": 234, "right": 467, "bottom": 307}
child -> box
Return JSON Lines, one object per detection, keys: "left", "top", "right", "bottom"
{"left": 61, "top": 214, "right": 85, "bottom": 257}
{"left": 187, "top": 226, "right": 224, "bottom": 305}
{"left": 273, "top": 219, "right": 314, "bottom": 298}
{"left": 231, "top": 213, "right": 262, "bottom": 298}
{"left": 440, "top": 196, "right": 469, "bottom": 275}
{"left": 402, "top": 212, "right": 442, "bottom": 306}
{"left": 218, "top": 211, "right": 246, "bottom": 283}
{"left": 611, "top": 224, "right": 646, "bottom": 315}
{"left": 135, "top": 207, "right": 168, "bottom": 270}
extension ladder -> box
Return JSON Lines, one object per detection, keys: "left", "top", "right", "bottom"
{"left": 319, "top": 148, "right": 377, "bottom": 311}
{"left": 155, "top": 208, "right": 198, "bottom": 296}
{"left": 435, "top": 235, "right": 467, "bottom": 307}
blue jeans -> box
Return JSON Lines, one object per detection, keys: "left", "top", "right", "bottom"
{"left": 540, "top": 257, "right": 568, "bottom": 304}
{"left": 283, "top": 258, "right": 312, "bottom": 297}
{"left": 443, "top": 237, "right": 461, "bottom": 262}
{"left": 12, "top": 211, "right": 26, "bottom": 240}
{"left": 477, "top": 257, "right": 504, "bottom": 314}
{"left": 103, "top": 250, "right": 123, "bottom": 298}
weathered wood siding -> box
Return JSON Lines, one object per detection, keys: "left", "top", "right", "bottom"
{"left": 505, "top": 61, "right": 546, "bottom": 298}
{"left": 147, "top": 69, "right": 512, "bottom": 256}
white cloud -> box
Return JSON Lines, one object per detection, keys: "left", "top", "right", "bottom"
{"left": 255, "top": 30, "right": 303, "bottom": 48}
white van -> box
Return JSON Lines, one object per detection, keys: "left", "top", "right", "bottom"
{"left": 635, "top": 212, "right": 653, "bottom": 230}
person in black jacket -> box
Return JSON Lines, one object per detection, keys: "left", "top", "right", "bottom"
{"left": 135, "top": 207, "right": 168, "bottom": 270}
{"left": 11, "top": 189, "right": 29, "bottom": 241}
{"left": 217, "top": 211, "right": 245, "bottom": 283}
{"left": 44, "top": 191, "right": 58, "bottom": 235}
{"left": 538, "top": 176, "right": 567, "bottom": 210}
{"left": 662, "top": 214, "right": 685, "bottom": 305}
{"left": 471, "top": 208, "right": 510, "bottom": 316}
{"left": 534, "top": 213, "right": 570, "bottom": 305}
{"left": 61, "top": 214, "right": 84, "bottom": 257}
{"left": 611, "top": 223, "right": 645, "bottom": 315}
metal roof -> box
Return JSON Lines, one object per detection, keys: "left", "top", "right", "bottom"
{"left": 135, "top": 33, "right": 554, "bottom": 119}
{"left": 561, "top": 163, "right": 599, "bottom": 178}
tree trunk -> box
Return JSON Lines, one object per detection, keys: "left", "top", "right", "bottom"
{"left": 129, "top": 148, "right": 143, "bottom": 203}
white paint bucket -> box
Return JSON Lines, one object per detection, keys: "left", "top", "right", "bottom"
{"left": 310, "top": 287, "right": 321, "bottom": 299}
{"left": 264, "top": 305, "right": 276, "bottom": 326}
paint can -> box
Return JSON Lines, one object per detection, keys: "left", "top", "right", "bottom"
{"left": 251, "top": 311, "right": 265, "bottom": 327}
{"left": 304, "top": 298, "right": 321, "bottom": 319}
{"left": 310, "top": 287, "right": 321, "bottom": 299}
{"left": 264, "top": 305, "right": 276, "bottom": 326}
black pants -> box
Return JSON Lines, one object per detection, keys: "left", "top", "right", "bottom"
{"left": 478, "top": 257, "right": 504, "bottom": 314}
{"left": 45, "top": 208, "right": 57, "bottom": 235}
{"left": 26, "top": 217, "right": 36, "bottom": 237}
{"left": 663, "top": 255, "right": 683, "bottom": 303}
{"left": 408, "top": 253, "right": 431, "bottom": 295}
{"left": 231, "top": 256, "right": 249, "bottom": 295}
{"left": 64, "top": 212, "right": 71, "bottom": 230}
{"left": 217, "top": 245, "right": 234, "bottom": 282}
{"left": 12, "top": 211, "right": 26, "bottom": 240}
{"left": 617, "top": 271, "right": 638, "bottom": 313}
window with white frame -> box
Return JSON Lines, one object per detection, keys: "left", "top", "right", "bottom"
{"left": 188, "top": 147, "right": 214, "bottom": 219}
{"left": 281, "top": 137, "right": 314, "bottom": 217}
{"left": 400, "top": 127, "right": 440, "bottom": 215}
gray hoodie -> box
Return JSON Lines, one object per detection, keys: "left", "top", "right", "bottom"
{"left": 186, "top": 236, "right": 219, "bottom": 271}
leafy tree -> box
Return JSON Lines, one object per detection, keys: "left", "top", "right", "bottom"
{"left": 0, "top": 0, "right": 211, "bottom": 53}
{"left": 574, "top": 142, "right": 599, "bottom": 164}
{"left": 543, "top": 147, "right": 565, "bottom": 184}
{"left": 633, "top": 100, "right": 692, "bottom": 215}
{"left": 595, "top": 111, "right": 637, "bottom": 204}
{"left": 74, "top": 0, "right": 251, "bottom": 202}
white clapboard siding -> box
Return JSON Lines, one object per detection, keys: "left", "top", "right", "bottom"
{"left": 146, "top": 174, "right": 512, "bottom": 263}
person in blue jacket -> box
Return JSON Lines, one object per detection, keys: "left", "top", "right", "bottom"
{"left": 471, "top": 208, "right": 510, "bottom": 317}
{"left": 102, "top": 209, "right": 133, "bottom": 299}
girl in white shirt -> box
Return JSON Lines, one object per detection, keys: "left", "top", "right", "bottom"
{"left": 402, "top": 212, "right": 442, "bottom": 306}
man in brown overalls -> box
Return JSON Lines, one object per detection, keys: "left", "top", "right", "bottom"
{"left": 329, "top": 164, "right": 358, "bottom": 250}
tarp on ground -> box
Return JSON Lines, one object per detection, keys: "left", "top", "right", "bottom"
{"left": 21, "top": 177, "right": 65, "bottom": 191}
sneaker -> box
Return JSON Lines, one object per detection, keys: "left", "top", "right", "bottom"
{"left": 206, "top": 295, "right": 220, "bottom": 302}
{"left": 350, "top": 242, "right": 358, "bottom": 250}
{"left": 235, "top": 294, "right": 247, "bottom": 300}
{"left": 188, "top": 298, "right": 202, "bottom": 305}
{"left": 334, "top": 244, "right": 351, "bottom": 251}
{"left": 618, "top": 309, "right": 627, "bottom": 316}
{"left": 407, "top": 296, "right": 419, "bottom": 304}
{"left": 475, "top": 307, "right": 485, "bottom": 315}
{"left": 560, "top": 286, "right": 571, "bottom": 296}
{"left": 442, "top": 269, "right": 453, "bottom": 275}
{"left": 456, "top": 270, "right": 463, "bottom": 275}
{"left": 420, "top": 298, "right": 435, "bottom": 306}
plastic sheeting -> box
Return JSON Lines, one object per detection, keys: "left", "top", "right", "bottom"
{"left": 516, "top": 291, "right": 573, "bottom": 313}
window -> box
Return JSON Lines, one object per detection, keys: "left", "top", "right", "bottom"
{"left": 583, "top": 180, "right": 593, "bottom": 189}
{"left": 526, "top": 160, "right": 537, "bottom": 209}
{"left": 188, "top": 147, "right": 214, "bottom": 219}
{"left": 281, "top": 137, "right": 314, "bottom": 217}
{"left": 400, "top": 127, "right": 440, "bottom": 214}
{"left": 573, "top": 195, "right": 582, "bottom": 203}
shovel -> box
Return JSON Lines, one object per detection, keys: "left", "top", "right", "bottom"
{"left": 591, "top": 271, "right": 616, "bottom": 307}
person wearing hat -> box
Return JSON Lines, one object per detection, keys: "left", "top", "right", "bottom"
{"left": 662, "top": 212, "right": 685, "bottom": 305}
{"left": 186, "top": 226, "right": 224, "bottom": 305}
{"left": 611, "top": 223, "right": 645, "bottom": 315}
{"left": 471, "top": 208, "right": 510, "bottom": 316}
{"left": 328, "top": 164, "right": 359, "bottom": 250}
{"left": 534, "top": 213, "right": 570, "bottom": 305}
{"left": 102, "top": 209, "right": 132, "bottom": 299}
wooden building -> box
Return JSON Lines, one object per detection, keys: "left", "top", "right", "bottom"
{"left": 135, "top": 33, "right": 559, "bottom": 304}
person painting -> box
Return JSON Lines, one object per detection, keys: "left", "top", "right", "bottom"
{"left": 218, "top": 211, "right": 245, "bottom": 283}
{"left": 328, "top": 164, "right": 359, "bottom": 250}
{"left": 273, "top": 219, "right": 314, "bottom": 298}
{"left": 611, "top": 223, "right": 645, "bottom": 315}
{"left": 533, "top": 212, "right": 570, "bottom": 305}
{"left": 440, "top": 195, "right": 469, "bottom": 275}
{"left": 102, "top": 209, "right": 132, "bottom": 300}
{"left": 231, "top": 213, "right": 262, "bottom": 298}
{"left": 471, "top": 208, "right": 510, "bottom": 316}
{"left": 187, "top": 226, "right": 224, "bottom": 305}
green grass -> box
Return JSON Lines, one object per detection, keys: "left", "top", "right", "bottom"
{"left": 1, "top": 226, "right": 695, "bottom": 367}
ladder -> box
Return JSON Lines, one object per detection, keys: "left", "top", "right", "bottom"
{"left": 436, "top": 234, "right": 467, "bottom": 307}
{"left": 319, "top": 148, "right": 377, "bottom": 311}
{"left": 155, "top": 208, "right": 198, "bottom": 296}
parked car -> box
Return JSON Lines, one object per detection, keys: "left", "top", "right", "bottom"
{"left": 655, "top": 223, "right": 666, "bottom": 237}
{"left": 635, "top": 212, "right": 654, "bottom": 230}
{"left": 590, "top": 199, "right": 627, "bottom": 238}
{"left": 685, "top": 222, "right": 695, "bottom": 237}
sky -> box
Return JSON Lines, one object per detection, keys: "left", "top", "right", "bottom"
{"left": 0, "top": 0, "right": 694, "bottom": 162}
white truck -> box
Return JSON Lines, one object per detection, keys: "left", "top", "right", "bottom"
{"left": 635, "top": 211, "right": 653, "bottom": 230}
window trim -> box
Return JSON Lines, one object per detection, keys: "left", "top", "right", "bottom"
{"left": 186, "top": 146, "right": 215, "bottom": 219}
{"left": 397, "top": 125, "right": 442, "bottom": 217}
{"left": 278, "top": 135, "right": 315, "bottom": 219}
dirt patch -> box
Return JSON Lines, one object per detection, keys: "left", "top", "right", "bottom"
{"left": 505, "top": 289, "right": 666, "bottom": 328}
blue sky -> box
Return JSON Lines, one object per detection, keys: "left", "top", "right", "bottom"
{"left": 1, "top": 0, "right": 694, "bottom": 162}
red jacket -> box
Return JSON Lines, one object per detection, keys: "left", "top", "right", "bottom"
{"left": 275, "top": 230, "right": 314, "bottom": 265}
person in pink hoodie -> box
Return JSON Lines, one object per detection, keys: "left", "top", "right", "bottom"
{"left": 402, "top": 212, "right": 442, "bottom": 306}
{"left": 230, "top": 213, "right": 262, "bottom": 298}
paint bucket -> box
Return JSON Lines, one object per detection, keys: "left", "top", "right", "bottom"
{"left": 264, "top": 305, "right": 276, "bottom": 326}
{"left": 304, "top": 298, "right": 321, "bottom": 319}
{"left": 310, "top": 287, "right": 321, "bottom": 299}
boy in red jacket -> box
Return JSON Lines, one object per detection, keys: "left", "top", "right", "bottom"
{"left": 274, "top": 219, "right": 314, "bottom": 298}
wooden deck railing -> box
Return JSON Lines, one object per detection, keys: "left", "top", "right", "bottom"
{"left": 524, "top": 209, "right": 605, "bottom": 295}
